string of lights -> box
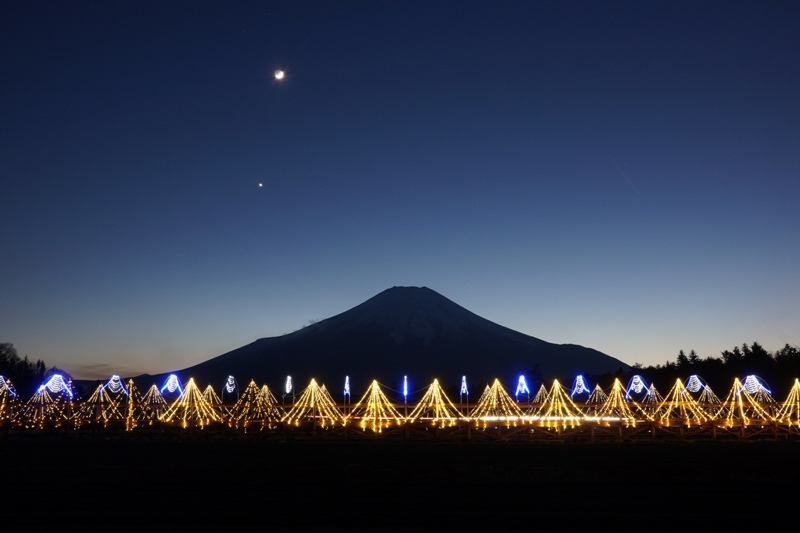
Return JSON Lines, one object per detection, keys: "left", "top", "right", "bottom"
{"left": 406, "top": 378, "right": 463, "bottom": 427}
{"left": 282, "top": 379, "right": 344, "bottom": 428}
{"left": 345, "top": 380, "right": 405, "bottom": 432}
{"left": 469, "top": 378, "right": 524, "bottom": 428}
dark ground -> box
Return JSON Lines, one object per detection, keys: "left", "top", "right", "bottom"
{"left": 3, "top": 433, "right": 797, "bottom": 531}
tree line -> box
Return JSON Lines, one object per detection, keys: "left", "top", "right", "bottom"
{"left": 624, "top": 341, "right": 800, "bottom": 399}
{"left": 0, "top": 343, "right": 69, "bottom": 399}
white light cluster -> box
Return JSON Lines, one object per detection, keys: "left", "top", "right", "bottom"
{"left": 160, "top": 374, "right": 182, "bottom": 395}
{"left": 626, "top": 375, "right": 648, "bottom": 398}
{"left": 41, "top": 374, "right": 72, "bottom": 397}
{"left": 224, "top": 376, "right": 237, "bottom": 394}
{"left": 685, "top": 375, "right": 704, "bottom": 393}
{"left": 571, "top": 375, "right": 590, "bottom": 397}
{"left": 104, "top": 375, "right": 127, "bottom": 395}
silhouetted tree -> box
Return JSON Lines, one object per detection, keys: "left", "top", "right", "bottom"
{"left": 0, "top": 342, "right": 69, "bottom": 399}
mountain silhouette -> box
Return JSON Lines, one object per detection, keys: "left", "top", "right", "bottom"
{"left": 137, "top": 286, "right": 630, "bottom": 396}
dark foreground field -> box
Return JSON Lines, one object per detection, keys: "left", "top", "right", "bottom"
{"left": 3, "top": 434, "right": 798, "bottom": 531}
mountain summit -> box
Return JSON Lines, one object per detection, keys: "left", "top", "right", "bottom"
{"left": 143, "top": 286, "right": 629, "bottom": 392}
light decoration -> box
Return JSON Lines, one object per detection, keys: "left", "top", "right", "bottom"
{"left": 685, "top": 375, "right": 704, "bottom": 393}
{"left": 0, "top": 375, "right": 15, "bottom": 398}
{"left": 140, "top": 384, "right": 169, "bottom": 421}
{"left": 775, "top": 379, "right": 800, "bottom": 426}
{"left": 638, "top": 383, "right": 664, "bottom": 417}
{"left": 406, "top": 378, "right": 463, "bottom": 428}
{"left": 571, "top": 375, "right": 591, "bottom": 397}
{"left": 344, "top": 376, "right": 351, "bottom": 398}
{"left": 527, "top": 379, "right": 584, "bottom": 429}
{"left": 73, "top": 377, "right": 128, "bottom": 427}
{"left": 221, "top": 376, "right": 238, "bottom": 406}
{"left": 532, "top": 384, "right": 550, "bottom": 404}
{"left": 460, "top": 375, "right": 469, "bottom": 414}
{"left": 227, "top": 380, "right": 284, "bottom": 429}
{"left": 683, "top": 374, "right": 721, "bottom": 415}
{"left": 625, "top": 375, "right": 648, "bottom": 400}
{"left": 282, "top": 379, "right": 344, "bottom": 428}
{"left": 515, "top": 375, "right": 530, "bottom": 403}
{"left": 160, "top": 374, "right": 183, "bottom": 395}
{"left": 42, "top": 374, "right": 73, "bottom": 397}
{"left": 15, "top": 374, "right": 75, "bottom": 429}
{"left": 589, "top": 378, "right": 639, "bottom": 425}
{"left": 583, "top": 384, "right": 609, "bottom": 416}
{"left": 0, "top": 375, "right": 18, "bottom": 423}
{"left": 469, "top": 378, "right": 524, "bottom": 428}
{"left": 160, "top": 378, "right": 222, "bottom": 429}
{"left": 124, "top": 379, "right": 144, "bottom": 430}
{"left": 403, "top": 376, "right": 408, "bottom": 400}
{"left": 105, "top": 375, "right": 127, "bottom": 395}
{"left": 345, "top": 380, "right": 405, "bottom": 432}
{"left": 653, "top": 379, "right": 710, "bottom": 426}
{"left": 714, "top": 377, "right": 775, "bottom": 428}
{"left": 284, "top": 375, "right": 294, "bottom": 405}
{"left": 203, "top": 384, "right": 225, "bottom": 419}
{"left": 261, "top": 384, "right": 282, "bottom": 412}
{"left": 742, "top": 375, "right": 776, "bottom": 406}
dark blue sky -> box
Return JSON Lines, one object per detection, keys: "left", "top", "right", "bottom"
{"left": 2, "top": 0, "right": 799, "bottom": 380}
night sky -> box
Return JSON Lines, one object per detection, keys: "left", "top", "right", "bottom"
{"left": 2, "top": 1, "right": 798, "bottom": 380}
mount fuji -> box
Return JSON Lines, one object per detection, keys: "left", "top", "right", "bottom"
{"left": 137, "top": 286, "right": 630, "bottom": 394}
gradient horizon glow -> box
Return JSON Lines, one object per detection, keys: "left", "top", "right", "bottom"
{"left": 2, "top": 1, "right": 798, "bottom": 380}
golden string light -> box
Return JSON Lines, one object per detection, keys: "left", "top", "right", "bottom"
{"left": 227, "top": 380, "right": 284, "bottom": 429}
{"left": 654, "top": 379, "right": 710, "bottom": 426}
{"left": 528, "top": 379, "right": 584, "bottom": 429}
{"left": 160, "top": 378, "right": 221, "bottom": 429}
{"left": 345, "top": 380, "right": 404, "bottom": 432}
{"left": 282, "top": 379, "right": 344, "bottom": 428}
{"left": 406, "top": 378, "right": 463, "bottom": 428}
{"left": 714, "top": 377, "right": 774, "bottom": 428}
{"left": 469, "top": 378, "right": 524, "bottom": 428}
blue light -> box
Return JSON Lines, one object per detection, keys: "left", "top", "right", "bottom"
{"left": 103, "top": 374, "right": 127, "bottom": 395}
{"left": 571, "top": 375, "right": 590, "bottom": 397}
{"left": 403, "top": 375, "right": 408, "bottom": 399}
{"left": 515, "top": 375, "right": 530, "bottom": 398}
{"left": 344, "top": 376, "right": 350, "bottom": 397}
{"left": 41, "top": 374, "right": 73, "bottom": 398}
{"left": 625, "top": 375, "right": 648, "bottom": 400}
{"left": 160, "top": 374, "right": 183, "bottom": 395}
{"left": 460, "top": 376, "right": 468, "bottom": 395}
{"left": 0, "top": 375, "right": 16, "bottom": 398}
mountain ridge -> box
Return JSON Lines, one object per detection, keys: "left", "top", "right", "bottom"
{"left": 135, "top": 286, "right": 629, "bottom": 393}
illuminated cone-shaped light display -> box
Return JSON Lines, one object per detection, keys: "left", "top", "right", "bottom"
{"left": 73, "top": 375, "right": 128, "bottom": 428}
{"left": 407, "top": 378, "right": 463, "bottom": 428}
{"left": 139, "top": 384, "right": 168, "bottom": 422}
{"left": 469, "top": 379, "right": 524, "bottom": 428}
{"left": 584, "top": 384, "right": 609, "bottom": 416}
{"left": 227, "top": 380, "right": 284, "bottom": 429}
{"left": 15, "top": 374, "right": 75, "bottom": 429}
{"left": 346, "top": 380, "right": 405, "bottom": 432}
{"left": 202, "top": 384, "right": 226, "bottom": 420}
{"left": 529, "top": 379, "right": 585, "bottom": 429}
{"left": 637, "top": 383, "right": 663, "bottom": 418}
{"left": 654, "top": 379, "right": 710, "bottom": 427}
{"left": 160, "top": 378, "right": 221, "bottom": 429}
{"left": 714, "top": 377, "right": 775, "bottom": 428}
{"left": 592, "top": 378, "right": 639, "bottom": 425}
{"left": 531, "top": 383, "right": 550, "bottom": 405}
{"left": 0, "top": 376, "right": 18, "bottom": 424}
{"left": 775, "top": 379, "right": 800, "bottom": 426}
{"left": 282, "top": 379, "right": 345, "bottom": 428}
